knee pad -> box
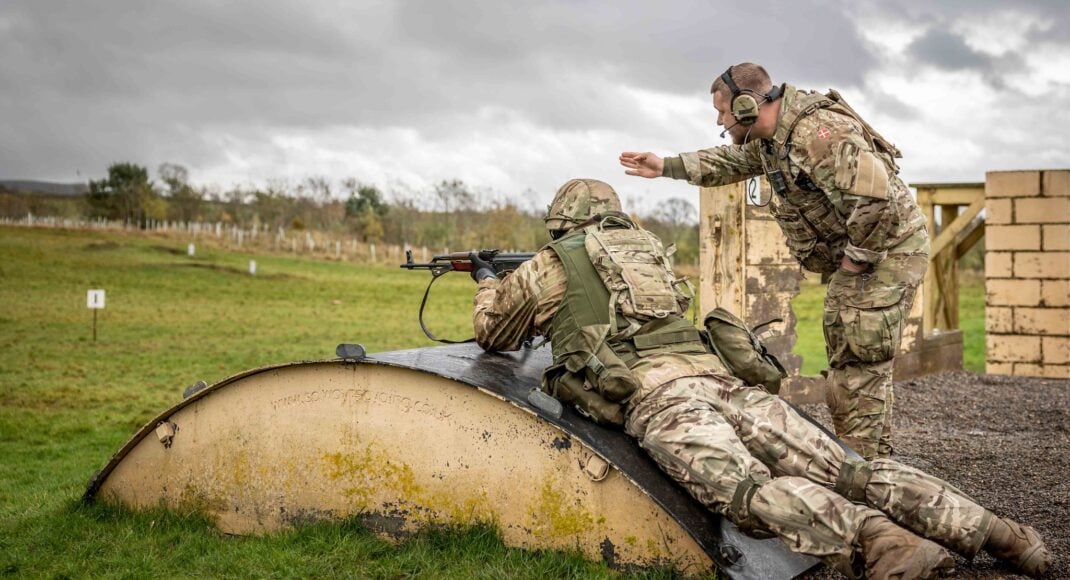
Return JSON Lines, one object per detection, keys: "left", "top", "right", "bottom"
{"left": 835, "top": 456, "right": 873, "bottom": 503}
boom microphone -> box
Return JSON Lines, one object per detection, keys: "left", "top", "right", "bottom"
{"left": 720, "top": 121, "right": 739, "bottom": 138}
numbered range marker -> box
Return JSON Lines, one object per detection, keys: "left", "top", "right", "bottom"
{"left": 87, "top": 289, "right": 106, "bottom": 309}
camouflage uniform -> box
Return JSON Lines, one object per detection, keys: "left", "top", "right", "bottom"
{"left": 662, "top": 84, "right": 930, "bottom": 459}
{"left": 473, "top": 180, "right": 996, "bottom": 572}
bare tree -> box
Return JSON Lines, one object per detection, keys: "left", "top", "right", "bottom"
{"left": 654, "top": 197, "right": 697, "bottom": 228}
{"left": 158, "top": 163, "right": 203, "bottom": 222}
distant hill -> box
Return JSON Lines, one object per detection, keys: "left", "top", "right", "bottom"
{"left": 0, "top": 180, "right": 89, "bottom": 196}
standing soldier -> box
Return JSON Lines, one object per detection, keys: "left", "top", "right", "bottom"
{"left": 470, "top": 178, "right": 1049, "bottom": 579}
{"left": 619, "top": 62, "right": 928, "bottom": 460}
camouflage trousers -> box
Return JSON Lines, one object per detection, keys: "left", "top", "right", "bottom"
{"left": 823, "top": 253, "right": 929, "bottom": 459}
{"left": 625, "top": 376, "right": 993, "bottom": 567}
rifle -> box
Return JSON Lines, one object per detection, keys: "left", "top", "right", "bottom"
{"left": 400, "top": 249, "right": 535, "bottom": 343}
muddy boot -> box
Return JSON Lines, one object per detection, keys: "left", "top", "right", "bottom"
{"left": 984, "top": 517, "right": 1050, "bottom": 578}
{"left": 856, "top": 515, "right": 955, "bottom": 580}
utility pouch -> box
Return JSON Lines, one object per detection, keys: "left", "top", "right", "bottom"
{"left": 541, "top": 363, "right": 625, "bottom": 427}
{"left": 581, "top": 341, "right": 640, "bottom": 403}
{"left": 558, "top": 324, "right": 641, "bottom": 404}
{"left": 702, "top": 308, "right": 787, "bottom": 394}
{"left": 767, "top": 168, "right": 789, "bottom": 196}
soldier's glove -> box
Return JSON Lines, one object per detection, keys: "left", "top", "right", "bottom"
{"left": 469, "top": 251, "right": 497, "bottom": 282}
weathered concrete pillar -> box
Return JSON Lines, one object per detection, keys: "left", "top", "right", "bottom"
{"left": 699, "top": 180, "right": 823, "bottom": 402}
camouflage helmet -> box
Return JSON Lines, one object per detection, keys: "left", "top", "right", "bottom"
{"left": 543, "top": 179, "right": 622, "bottom": 234}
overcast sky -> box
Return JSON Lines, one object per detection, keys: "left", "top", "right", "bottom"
{"left": 1, "top": 0, "right": 1067, "bottom": 211}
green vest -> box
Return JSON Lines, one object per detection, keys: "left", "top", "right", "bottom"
{"left": 540, "top": 218, "right": 705, "bottom": 426}
{"left": 547, "top": 227, "right": 611, "bottom": 361}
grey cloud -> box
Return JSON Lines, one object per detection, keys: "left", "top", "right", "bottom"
{"left": 388, "top": 0, "right": 877, "bottom": 109}
{"left": 857, "top": 0, "right": 1068, "bottom": 94}
{"left": 1, "top": 0, "right": 880, "bottom": 136}
{"left": 904, "top": 28, "right": 1032, "bottom": 93}
{"left": 908, "top": 29, "right": 990, "bottom": 71}
{"left": 3, "top": 0, "right": 1062, "bottom": 193}
{"left": 857, "top": 0, "right": 1070, "bottom": 57}
{"left": 857, "top": 0, "right": 1069, "bottom": 26}
{"left": 864, "top": 90, "right": 920, "bottom": 121}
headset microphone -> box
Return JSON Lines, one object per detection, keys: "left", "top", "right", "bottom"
{"left": 720, "top": 121, "right": 739, "bottom": 138}
{"left": 720, "top": 65, "right": 783, "bottom": 128}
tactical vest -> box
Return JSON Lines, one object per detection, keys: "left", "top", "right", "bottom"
{"left": 541, "top": 213, "right": 705, "bottom": 426}
{"left": 759, "top": 88, "right": 902, "bottom": 274}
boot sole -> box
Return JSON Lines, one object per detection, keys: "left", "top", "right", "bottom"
{"left": 1014, "top": 541, "right": 1051, "bottom": 578}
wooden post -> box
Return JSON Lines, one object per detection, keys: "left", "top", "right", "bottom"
{"left": 939, "top": 205, "right": 960, "bottom": 329}
{"left": 699, "top": 183, "right": 747, "bottom": 317}
{"left": 919, "top": 187, "right": 937, "bottom": 334}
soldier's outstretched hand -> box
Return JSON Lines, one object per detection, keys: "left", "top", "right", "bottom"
{"left": 619, "top": 151, "right": 664, "bottom": 178}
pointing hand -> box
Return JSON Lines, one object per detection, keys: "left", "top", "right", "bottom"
{"left": 619, "top": 151, "right": 664, "bottom": 179}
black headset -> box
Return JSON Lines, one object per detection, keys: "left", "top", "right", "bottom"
{"left": 721, "top": 66, "right": 783, "bottom": 126}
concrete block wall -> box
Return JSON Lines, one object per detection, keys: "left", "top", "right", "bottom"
{"left": 985, "top": 170, "right": 1070, "bottom": 379}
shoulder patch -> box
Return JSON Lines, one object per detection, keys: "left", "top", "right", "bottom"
{"left": 798, "top": 110, "right": 851, "bottom": 162}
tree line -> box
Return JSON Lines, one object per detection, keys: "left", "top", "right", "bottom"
{"left": 0, "top": 162, "right": 700, "bottom": 263}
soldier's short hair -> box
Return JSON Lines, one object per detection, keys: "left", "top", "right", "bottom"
{"left": 710, "top": 63, "right": 773, "bottom": 99}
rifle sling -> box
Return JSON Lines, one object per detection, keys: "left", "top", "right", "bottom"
{"left": 418, "top": 272, "right": 476, "bottom": 345}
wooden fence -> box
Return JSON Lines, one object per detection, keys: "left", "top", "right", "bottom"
{"left": 0, "top": 215, "right": 451, "bottom": 266}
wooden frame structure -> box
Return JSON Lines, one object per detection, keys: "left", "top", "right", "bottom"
{"left": 914, "top": 182, "right": 986, "bottom": 333}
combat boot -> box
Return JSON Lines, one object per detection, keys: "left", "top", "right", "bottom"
{"left": 856, "top": 515, "right": 955, "bottom": 580}
{"left": 984, "top": 517, "right": 1050, "bottom": 578}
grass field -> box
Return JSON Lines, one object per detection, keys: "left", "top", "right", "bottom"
{"left": 0, "top": 226, "right": 985, "bottom": 577}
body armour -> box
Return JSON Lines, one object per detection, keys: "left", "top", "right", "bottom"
{"left": 759, "top": 87, "right": 926, "bottom": 273}
{"left": 541, "top": 213, "right": 717, "bottom": 425}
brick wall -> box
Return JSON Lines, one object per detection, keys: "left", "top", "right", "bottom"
{"left": 985, "top": 170, "right": 1070, "bottom": 379}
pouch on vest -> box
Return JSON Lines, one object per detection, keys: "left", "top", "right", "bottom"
{"left": 584, "top": 218, "right": 691, "bottom": 322}
{"left": 541, "top": 362, "right": 626, "bottom": 427}
{"left": 702, "top": 308, "right": 787, "bottom": 394}
{"left": 557, "top": 323, "right": 641, "bottom": 404}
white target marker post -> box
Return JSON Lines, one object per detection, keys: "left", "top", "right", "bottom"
{"left": 87, "top": 289, "right": 105, "bottom": 341}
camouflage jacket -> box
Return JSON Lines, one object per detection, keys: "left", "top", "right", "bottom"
{"left": 474, "top": 250, "right": 732, "bottom": 405}
{"left": 671, "top": 84, "right": 928, "bottom": 272}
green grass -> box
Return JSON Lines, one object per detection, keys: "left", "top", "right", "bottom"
{"left": 0, "top": 226, "right": 986, "bottom": 577}
{"left": 790, "top": 277, "right": 829, "bottom": 376}
{"left": 958, "top": 276, "right": 986, "bottom": 373}
{"left": 2, "top": 226, "right": 682, "bottom": 579}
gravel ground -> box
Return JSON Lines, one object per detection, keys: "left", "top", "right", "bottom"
{"left": 799, "top": 370, "right": 1069, "bottom": 580}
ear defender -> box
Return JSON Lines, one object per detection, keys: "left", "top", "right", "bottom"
{"left": 720, "top": 66, "right": 781, "bottom": 126}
